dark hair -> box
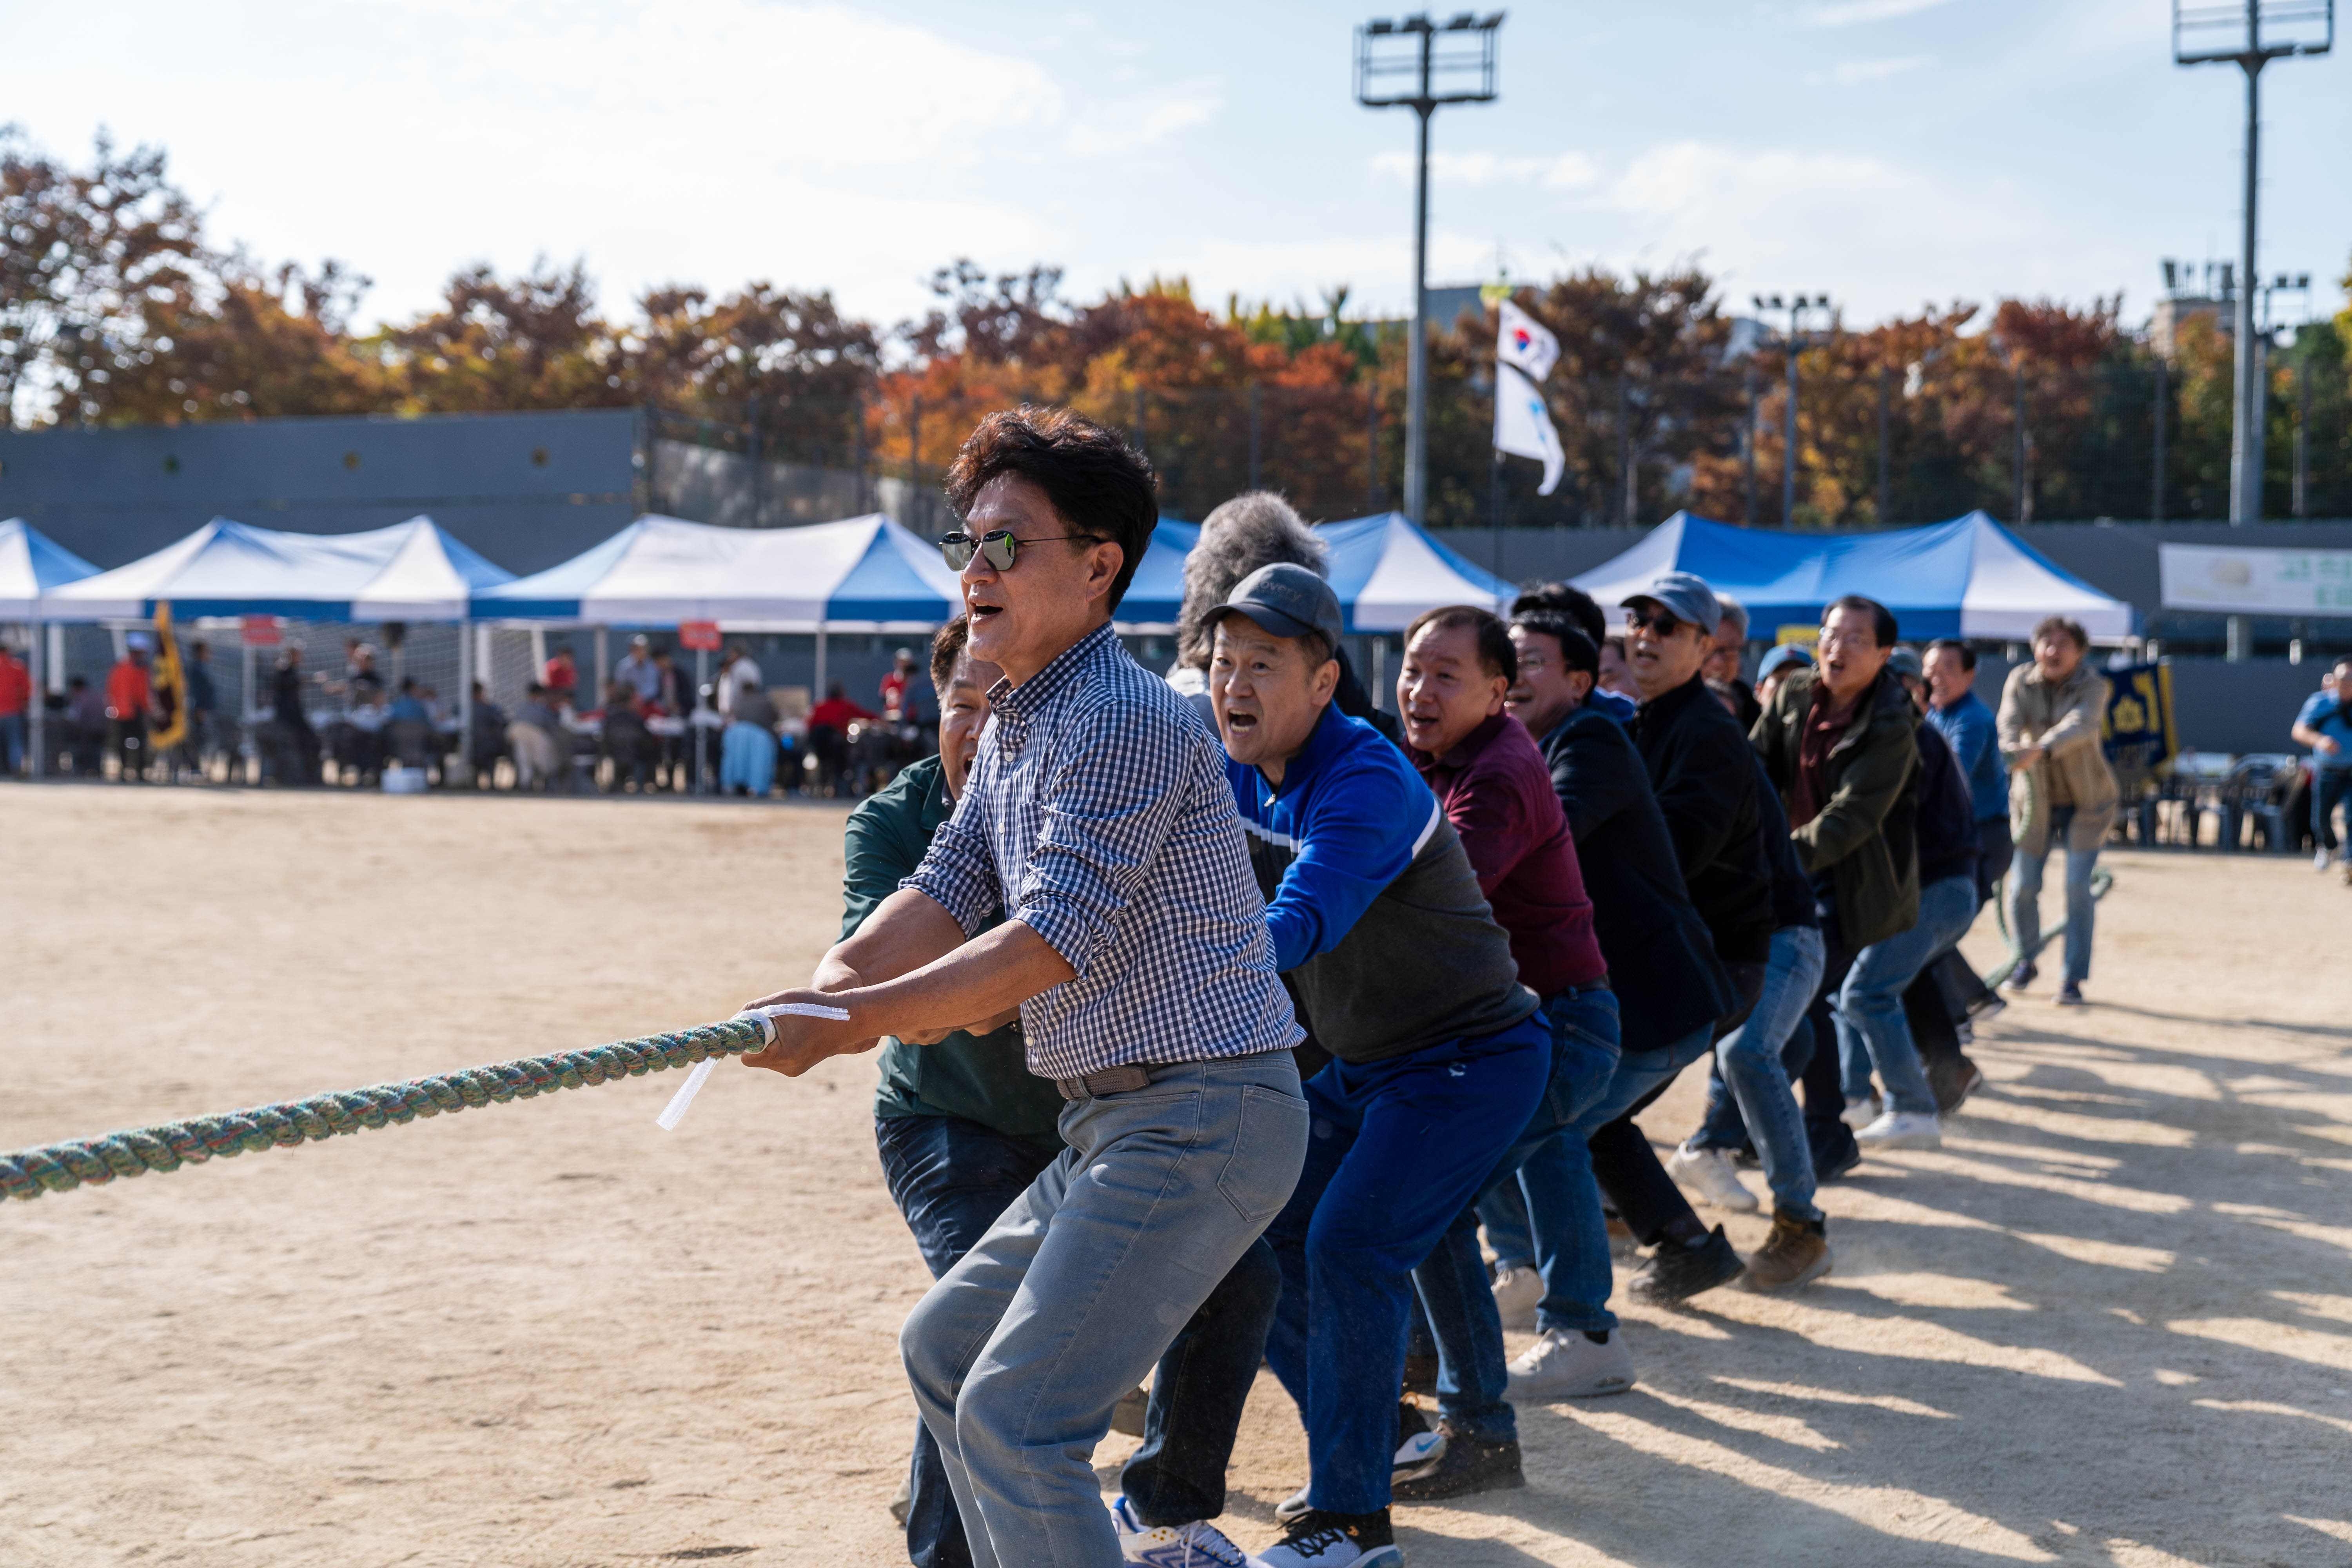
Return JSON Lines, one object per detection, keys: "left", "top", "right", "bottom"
{"left": 526, "top": 681, "right": 547, "bottom": 697}
{"left": 946, "top": 405, "right": 1158, "bottom": 613}
{"left": 1512, "top": 582, "right": 1606, "bottom": 648}
{"left": 1512, "top": 612, "right": 1599, "bottom": 681}
{"left": 1405, "top": 605, "right": 1517, "bottom": 685}
{"left": 930, "top": 615, "right": 970, "bottom": 691}
{"left": 2031, "top": 615, "right": 2089, "bottom": 652}
{"left": 68, "top": 674, "right": 87, "bottom": 689}
{"left": 1926, "top": 637, "right": 1976, "bottom": 673}
{"left": 1824, "top": 594, "right": 1898, "bottom": 648}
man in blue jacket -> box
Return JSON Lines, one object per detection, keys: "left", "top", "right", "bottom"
{"left": 1211, "top": 564, "right": 1549, "bottom": 1568}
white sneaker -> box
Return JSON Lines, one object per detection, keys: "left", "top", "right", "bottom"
{"left": 1840, "top": 1095, "right": 1881, "bottom": 1131}
{"left": 1274, "top": 1486, "right": 1312, "bottom": 1524}
{"left": 1505, "top": 1325, "right": 1636, "bottom": 1400}
{"left": 2319, "top": 848, "right": 2335, "bottom": 873}
{"left": 1109, "top": 1495, "right": 1249, "bottom": 1566}
{"left": 1854, "top": 1109, "right": 1942, "bottom": 1149}
{"left": 1490, "top": 1263, "right": 1543, "bottom": 1327}
{"left": 1666, "top": 1142, "right": 1759, "bottom": 1212}
{"left": 1249, "top": 1517, "right": 1403, "bottom": 1568}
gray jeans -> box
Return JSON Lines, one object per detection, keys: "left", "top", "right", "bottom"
{"left": 900, "top": 1050, "right": 1307, "bottom": 1567}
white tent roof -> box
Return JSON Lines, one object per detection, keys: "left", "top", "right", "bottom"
{"left": 0, "top": 518, "right": 100, "bottom": 619}
{"left": 42, "top": 516, "right": 512, "bottom": 621}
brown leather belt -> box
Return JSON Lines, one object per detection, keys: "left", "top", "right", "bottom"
{"left": 1054, "top": 1064, "right": 1156, "bottom": 1101}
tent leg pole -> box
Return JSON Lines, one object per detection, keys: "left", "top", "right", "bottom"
{"left": 695, "top": 647, "right": 708, "bottom": 795}
{"left": 815, "top": 626, "right": 827, "bottom": 700}
{"left": 454, "top": 620, "right": 473, "bottom": 788}
{"left": 27, "top": 621, "right": 43, "bottom": 779}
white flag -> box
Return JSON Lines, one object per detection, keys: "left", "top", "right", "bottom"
{"left": 1496, "top": 299, "right": 1559, "bottom": 383}
{"left": 1495, "top": 361, "right": 1565, "bottom": 497}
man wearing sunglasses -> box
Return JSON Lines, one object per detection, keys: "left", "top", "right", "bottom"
{"left": 737, "top": 408, "right": 1309, "bottom": 1568}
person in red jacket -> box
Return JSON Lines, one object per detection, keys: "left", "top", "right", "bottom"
{"left": 1388, "top": 604, "right": 1631, "bottom": 1492}
{"left": 106, "top": 644, "right": 154, "bottom": 782}
{"left": 805, "top": 681, "right": 878, "bottom": 796}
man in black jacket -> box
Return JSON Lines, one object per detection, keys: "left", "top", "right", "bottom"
{"left": 1480, "top": 611, "right": 1742, "bottom": 1387}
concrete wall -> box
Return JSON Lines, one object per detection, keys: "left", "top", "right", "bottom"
{"left": 0, "top": 409, "right": 644, "bottom": 574}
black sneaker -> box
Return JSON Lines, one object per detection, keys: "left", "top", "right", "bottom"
{"left": 1626, "top": 1224, "right": 1745, "bottom": 1304}
{"left": 1809, "top": 1120, "right": 1862, "bottom": 1183}
{"left": 1389, "top": 1418, "right": 1524, "bottom": 1502}
{"left": 1253, "top": 1508, "right": 1402, "bottom": 1567}
{"left": 2003, "top": 961, "right": 2038, "bottom": 994}
{"left": 2056, "top": 982, "right": 2086, "bottom": 1007}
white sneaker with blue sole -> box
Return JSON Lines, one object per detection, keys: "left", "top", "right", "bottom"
{"left": 1110, "top": 1494, "right": 1250, "bottom": 1566}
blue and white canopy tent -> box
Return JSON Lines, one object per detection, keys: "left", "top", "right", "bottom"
{"left": 1570, "top": 510, "right": 2134, "bottom": 643}
{"left": 42, "top": 515, "right": 516, "bottom": 777}
{"left": 471, "top": 512, "right": 964, "bottom": 698}
{"left": 1111, "top": 519, "right": 1201, "bottom": 633}
{"left": 1317, "top": 511, "right": 1515, "bottom": 630}
{"left": 2, "top": 518, "right": 101, "bottom": 775}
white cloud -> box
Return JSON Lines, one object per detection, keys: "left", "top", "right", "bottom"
{"left": 1801, "top": 0, "right": 1958, "bottom": 26}
{"left": 1806, "top": 55, "right": 1930, "bottom": 86}
{"left": 1370, "top": 149, "right": 1600, "bottom": 190}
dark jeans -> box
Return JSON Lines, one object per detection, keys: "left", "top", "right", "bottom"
{"left": 875, "top": 1114, "right": 1058, "bottom": 1568}
{"left": 2316, "top": 771, "right": 2352, "bottom": 853}
{"left": 875, "top": 1111, "right": 1279, "bottom": 1549}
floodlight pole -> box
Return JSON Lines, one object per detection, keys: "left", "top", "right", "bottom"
{"left": 1358, "top": 13, "right": 1503, "bottom": 524}
{"left": 2174, "top": 0, "right": 2334, "bottom": 524}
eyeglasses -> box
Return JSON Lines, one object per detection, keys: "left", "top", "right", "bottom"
{"left": 940, "top": 529, "right": 1101, "bottom": 572}
{"left": 1624, "top": 607, "right": 1685, "bottom": 638}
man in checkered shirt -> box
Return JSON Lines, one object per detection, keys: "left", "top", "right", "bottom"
{"left": 740, "top": 408, "right": 1308, "bottom": 1568}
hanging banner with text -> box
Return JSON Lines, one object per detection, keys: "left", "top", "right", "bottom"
{"left": 2100, "top": 661, "right": 2176, "bottom": 789}
{"left": 2158, "top": 545, "right": 2352, "bottom": 616}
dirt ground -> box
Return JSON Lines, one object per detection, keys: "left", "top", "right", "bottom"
{"left": 3, "top": 785, "right": 2348, "bottom": 1568}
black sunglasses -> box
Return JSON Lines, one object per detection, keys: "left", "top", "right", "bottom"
{"left": 940, "top": 529, "right": 1102, "bottom": 572}
{"left": 1624, "top": 606, "right": 1686, "bottom": 638}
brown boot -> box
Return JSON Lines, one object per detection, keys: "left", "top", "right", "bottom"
{"left": 1741, "top": 1212, "right": 1832, "bottom": 1292}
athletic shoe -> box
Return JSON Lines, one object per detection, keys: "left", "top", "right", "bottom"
{"left": 1812, "top": 1124, "right": 1863, "bottom": 1183}
{"left": 1740, "top": 1212, "right": 1833, "bottom": 1292}
{"left": 1855, "top": 1110, "right": 1942, "bottom": 1149}
{"left": 1666, "top": 1142, "right": 1759, "bottom": 1212}
{"left": 1626, "top": 1225, "right": 1745, "bottom": 1305}
{"left": 2319, "top": 848, "right": 2334, "bottom": 872}
{"left": 1928, "top": 1052, "right": 1985, "bottom": 1116}
{"left": 1273, "top": 1408, "right": 1443, "bottom": 1524}
{"left": 888, "top": 1470, "right": 911, "bottom": 1527}
{"left": 2004, "top": 961, "right": 2038, "bottom": 994}
{"left": 1506, "top": 1326, "right": 1636, "bottom": 1399}
{"left": 1839, "top": 1095, "right": 1881, "bottom": 1131}
{"left": 1491, "top": 1262, "right": 1543, "bottom": 1328}
{"left": 1110, "top": 1496, "right": 1249, "bottom": 1566}
{"left": 1274, "top": 1486, "right": 1312, "bottom": 1525}
{"left": 1389, "top": 1419, "right": 1525, "bottom": 1502}
{"left": 1963, "top": 990, "right": 2007, "bottom": 1023}
{"left": 1249, "top": 1509, "right": 1401, "bottom": 1568}
{"left": 1112, "top": 1385, "right": 1150, "bottom": 1438}
{"left": 2056, "top": 981, "right": 2086, "bottom": 1006}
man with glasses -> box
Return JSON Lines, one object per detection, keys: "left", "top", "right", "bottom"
{"left": 736, "top": 408, "right": 1308, "bottom": 1568}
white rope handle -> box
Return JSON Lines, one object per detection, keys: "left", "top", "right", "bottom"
{"left": 656, "top": 1002, "right": 854, "bottom": 1132}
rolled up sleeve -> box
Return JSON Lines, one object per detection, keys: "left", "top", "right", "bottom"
{"left": 1007, "top": 717, "right": 1189, "bottom": 977}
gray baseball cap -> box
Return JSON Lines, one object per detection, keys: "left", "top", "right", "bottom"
{"left": 1625, "top": 571, "right": 1722, "bottom": 634}
{"left": 1886, "top": 645, "right": 1924, "bottom": 681}
{"left": 1210, "top": 563, "right": 1345, "bottom": 652}
{"left": 1757, "top": 644, "right": 1814, "bottom": 680}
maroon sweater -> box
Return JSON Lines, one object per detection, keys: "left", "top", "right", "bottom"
{"left": 1414, "top": 712, "right": 1607, "bottom": 998}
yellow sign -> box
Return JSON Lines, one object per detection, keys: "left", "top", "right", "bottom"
{"left": 1775, "top": 625, "right": 1818, "bottom": 648}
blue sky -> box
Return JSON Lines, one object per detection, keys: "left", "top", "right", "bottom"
{"left": 4, "top": 0, "right": 2345, "bottom": 337}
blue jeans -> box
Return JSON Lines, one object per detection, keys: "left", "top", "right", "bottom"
{"left": 0, "top": 712, "right": 23, "bottom": 775}
{"left": 1477, "top": 1022, "right": 1713, "bottom": 1338}
{"left": 1833, "top": 873, "right": 1978, "bottom": 1116}
{"left": 1262, "top": 1015, "right": 1550, "bottom": 1513}
{"left": 2314, "top": 770, "right": 2352, "bottom": 853}
{"left": 1696, "top": 925, "right": 1825, "bottom": 1220}
{"left": 1413, "top": 987, "right": 1621, "bottom": 1439}
{"left": 2009, "top": 805, "right": 2099, "bottom": 985}
{"left": 900, "top": 1052, "right": 1307, "bottom": 1568}
{"left": 876, "top": 1115, "right": 1060, "bottom": 1568}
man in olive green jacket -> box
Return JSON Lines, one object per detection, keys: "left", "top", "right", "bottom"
{"left": 1997, "top": 616, "right": 2117, "bottom": 1005}
{"left": 1751, "top": 595, "right": 1932, "bottom": 1152}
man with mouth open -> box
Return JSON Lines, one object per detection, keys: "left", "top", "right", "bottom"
{"left": 737, "top": 408, "right": 1309, "bottom": 1568}
{"left": 1209, "top": 564, "right": 1549, "bottom": 1567}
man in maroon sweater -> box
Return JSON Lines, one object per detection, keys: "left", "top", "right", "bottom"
{"left": 1387, "top": 606, "right": 1630, "bottom": 1494}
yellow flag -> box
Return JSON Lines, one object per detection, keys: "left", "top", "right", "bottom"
{"left": 149, "top": 601, "right": 188, "bottom": 752}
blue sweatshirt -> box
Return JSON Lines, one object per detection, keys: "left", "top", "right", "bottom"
{"left": 1927, "top": 690, "right": 2008, "bottom": 824}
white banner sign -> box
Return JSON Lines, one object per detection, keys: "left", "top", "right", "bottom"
{"left": 2158, "top": 544, "right": 2352, "bottom": 617}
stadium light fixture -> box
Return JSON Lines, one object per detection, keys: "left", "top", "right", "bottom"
{"left": 1357, "top": 10, "right": 1504, "bottom": 524}
{"left": 2173, "top": 0, "right": 2333, "bottom": 524}
{"left": 1752, "top": 294, "right": 1830, "bottom": 526}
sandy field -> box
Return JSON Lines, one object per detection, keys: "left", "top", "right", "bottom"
{"left": 2, "top": 784, "right": 2348, "bottom": 1568}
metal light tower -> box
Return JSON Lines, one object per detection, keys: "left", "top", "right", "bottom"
{"left": 1753, "top": 294, "right": 1832, "bottom": 527}
{"left": 1357, "top": 12, "right": 1503, "bottom": 524}
{"left": 2174, "top": 0, "right": 2333, "bottom": 524}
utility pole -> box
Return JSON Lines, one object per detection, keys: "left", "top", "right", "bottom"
{"left": 2152, "top": 354, "right": 2169, "bottom": 523}
{"left": 1357, "top": 13, "right": 1503, "bottom": 524}
{"left": 2174, "top": 1, "right": 2334, "bottom": 525}
{"left": 1876, "top": 364, "right": 1893, "bottom": 524}
{"left": 1753, "top": 294, "right": 1829, "bottom": 526}
{"left": 1742, "top": 364, "right": 1758, "bottom": 525}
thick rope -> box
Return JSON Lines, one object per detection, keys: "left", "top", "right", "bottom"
{"left": 0, "top": 1016, "right": 768, "bottom": 1205}
{"left": 1985, "top": 864, "right": 2115, "bottom": 989}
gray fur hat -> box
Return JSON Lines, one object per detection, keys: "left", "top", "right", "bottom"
{"left": 1174, "top": 492, "right": 1328, "bottom": 669}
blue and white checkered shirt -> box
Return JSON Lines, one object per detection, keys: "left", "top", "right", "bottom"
{"left": 903, "top": 621, "right": 1302, "bottom": 1080}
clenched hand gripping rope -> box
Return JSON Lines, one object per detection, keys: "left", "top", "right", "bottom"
{"left": 0, "top": 1002, "right": 853, "bottom": 1205}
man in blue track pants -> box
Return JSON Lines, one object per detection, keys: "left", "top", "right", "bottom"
{"left": 1205, "top": 564, "right": 1548, "bottom": 1568}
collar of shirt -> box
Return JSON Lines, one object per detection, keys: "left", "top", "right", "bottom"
{"left": 988, "top": 621, "right": 1118, "bottom": 751}
{"left": 1412, "top": 711, "right": 1512, "bottom": 783}
{"left": 1262, "top": 699, "right": 1357, "bottom": 801}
